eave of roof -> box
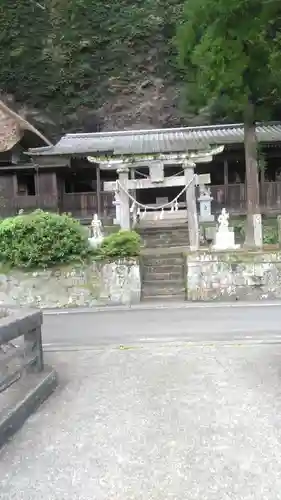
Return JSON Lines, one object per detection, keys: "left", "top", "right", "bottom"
{"left": 28, "top": 122, "right": 281, "bottom": 158}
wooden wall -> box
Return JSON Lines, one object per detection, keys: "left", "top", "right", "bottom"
{"left": 0, "top": 175, "right": 15, "bottom": 216}
{"left": 36, "top": 172, "right": 59, "bottom": 211}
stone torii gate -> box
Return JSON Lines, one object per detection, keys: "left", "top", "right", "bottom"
{"left": 89, "top": 147, "right": 224, "bottom": 251}
{"left": 103, "top": 163, "right": 209, "bottom": 251}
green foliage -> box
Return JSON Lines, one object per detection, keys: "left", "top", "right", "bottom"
{"left": 177, "top": 0, "right": 281, "bottom": 121}
{"left": 234, "top": 219, "right": 278, "bottom": 245}
{"left": 263, "top": 225, "right": 278, "bottom": 245}
{"left": 0, "top": 210, "right": 90, "bottom": 268}
{"left": 0, "top": 0, "right": 183, "bottom": 119}
{"left": 97, "top": 230, "right": 141, "bottom": 260}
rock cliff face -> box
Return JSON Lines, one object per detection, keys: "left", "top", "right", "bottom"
{"left": 0, "top": 1, "right": 208, "bottom": 140}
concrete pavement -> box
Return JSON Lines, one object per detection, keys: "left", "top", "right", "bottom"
{"left": 2, "top": 303, "right": 281, "bottom": 499}
{"left": 1, "top": 343, "right": 281, "bottom": 499}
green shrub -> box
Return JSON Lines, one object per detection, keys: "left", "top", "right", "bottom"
{"left": 98, "top": 230, "right": 141, "bottom": 260}
{"left": 0, "top": 210, "right": 90, "bottom": 268}
{"left": 234, "top": 219, "right": 278, "bottom": 245}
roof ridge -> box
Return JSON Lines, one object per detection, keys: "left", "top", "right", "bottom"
{"left": 63, "top": 121, "right": 281, "bottom": 139}
{"left": 28, "top": 122, "right": 281, "bottom": 157}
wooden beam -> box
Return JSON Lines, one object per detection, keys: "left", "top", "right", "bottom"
{"left": 98, "top": 155, "right": 218, "bottom": 170}
{"left": 104, "top": 173, "right": 210, "bottom": 192}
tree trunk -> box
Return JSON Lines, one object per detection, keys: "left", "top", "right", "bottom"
{"left": 244, "top": 101, "right": 261, "bottom": 248}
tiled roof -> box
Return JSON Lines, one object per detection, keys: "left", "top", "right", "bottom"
{"left": 0, "top": 101, "right": 51, "bottom": 152}
{"left": 28, "top": 122, "right": 281, "bottom": 157}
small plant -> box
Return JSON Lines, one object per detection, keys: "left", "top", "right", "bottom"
{"left": 0, "top": 210, "right": 90, "bottom": 268}
{"left": 98, "top": 230, "right": 141, "bottom": 260}
{"left": 234, "top": 219, "right": 278, "bottom": 246}
{"left": 263, "top": 226, "right": 278, "bottom": 245}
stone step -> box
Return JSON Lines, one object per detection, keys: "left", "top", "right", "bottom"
{"left": 142, "top": 264, "right": 183, "bottom": 273}
{"left": 138, "top": 223, "right": 188, "bottom": 233}
{"left": 142, "top": 281, "right": 186, "bottom": 298}
{"left": 138, "top": 226, "right": 189, "bottom": 249}
{"left": 140, "top": 230, "right": 189, "bottom": 239}
{"left": 141, "top": 255, "right": 184, "bottom": 266}
{"left": 141, "top": 294, "right": 186, "bottom": 302}
{"left": 141, "top": 236, "right": 188, "bottom": 247}
{"left": 141, "top": 288, "right": 186, "bottom": 300}
{"left": 142, "top": 271, "right": 184, "bottom": 281}
{"left": 142, "top": 240, "right": 188, "bottom": 249}
{"left": 137, "top": 218, "right": 188, "bottom": 228}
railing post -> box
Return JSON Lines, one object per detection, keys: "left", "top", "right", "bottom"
{"left": 24, "top": 324, "right": 44, "bottom": 373}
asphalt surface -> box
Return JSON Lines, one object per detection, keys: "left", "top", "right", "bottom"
{"left": 42, "top": 302, "right": 281, "bottom": 348}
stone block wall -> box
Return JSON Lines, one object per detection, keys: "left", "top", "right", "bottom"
{"left": 186, "top": 251, "right": 281, "bottom": 301}
{"left": 0, "top": 260, "right": 140, "bottom": 308}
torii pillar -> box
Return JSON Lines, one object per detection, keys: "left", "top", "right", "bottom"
{"left": 117, "top": 166, "right": 130, "bottom": 230}
{"left": 183, "top": 160, "right": 199, "bottom": 251}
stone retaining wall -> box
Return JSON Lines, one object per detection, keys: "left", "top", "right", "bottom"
{"left": 0, "top": 260, "right": 140, "bottom": 308}
{"left": 186, "top": 251, "right": 281, "bottom": 301}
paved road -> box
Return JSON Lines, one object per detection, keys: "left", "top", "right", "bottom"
{"left": 2, "top": 344, "right": 281, "bottom": 499}
{"left": 3, "top": 304, "right": 281, "bottom": 499}
{"left": 42, "top": 302, "right": 281, "bottom": 348}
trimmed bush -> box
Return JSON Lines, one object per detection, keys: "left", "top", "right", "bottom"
{"left": 98, "top": 230, "right": 141, "bottom": 260}
{"left": 0, "top": 210, "right": 90, "bottom": 268}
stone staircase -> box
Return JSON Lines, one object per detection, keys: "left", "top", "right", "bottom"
{"left": 138, "top": 222, "right": 188, "bottom": 302}
{"left": 138, "top": 222, "right": 189, "bottom": 249}
{"left": 141, "top": 253, "right": 186, "bottom": 302}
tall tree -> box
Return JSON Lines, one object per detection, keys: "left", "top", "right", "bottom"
{"left": 177, "top": 0, "right": 281, "bottom": 246}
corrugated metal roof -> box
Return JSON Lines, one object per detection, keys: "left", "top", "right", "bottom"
{"left": 28, "top": 122, "right": 281, "bottom": 157}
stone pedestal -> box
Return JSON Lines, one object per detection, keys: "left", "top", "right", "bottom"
{"left": 198, "top": 193, "right": 214, "bottom": 222}
{"left": 213, "top": 229, "right": 239, "bottom": 250}
{"left": 212, "top": 208, "right": 240, "bottom": 250}
{"left": 183, "top": 163, "right": 199, "bottom": 251}
{"left": 117, "top": 167, "right": 130, "bottom": 230}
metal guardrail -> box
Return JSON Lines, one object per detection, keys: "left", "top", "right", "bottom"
{"left": 0, "top": 310, "right": 43, "bottom": 394}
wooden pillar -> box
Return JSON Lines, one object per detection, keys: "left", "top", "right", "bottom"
{"left": 96, "top": 165, "right": 101, "bottom": 217}
{"left": 12, "top": 174, "right": 18, "bottom": 214}
{"left": 244, "top": 107, "right": 262, "bottom": 248}
{"left": 183, "top": 162, "right": 199, "bottom": 251}
{"left": 260, "top": 163, "right": 265, "bottom": 212}
{"left": 35, "top": 167, "right": 39, "bottom": 208}
{"left": 224, "top": 159, "right": 228, "bottom": 199}
{"left": 130, "top": 166, "right": 136, "bottom": 202}
{"left": 117, "top": 166, "right": 130, "bottom": 230}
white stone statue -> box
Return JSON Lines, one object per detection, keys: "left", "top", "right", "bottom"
{"left": 212, "top": 208, "right": 240, "bottom": 250}
{"left": 88, "top": 214, "right": 104, "bottom": 248}
{"left": 217, "top": 207, "right": 229, "bottom": 232}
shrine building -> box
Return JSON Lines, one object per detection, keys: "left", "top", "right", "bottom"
{"left": 1, "top": 122, "right": 281, "bottom": 234}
